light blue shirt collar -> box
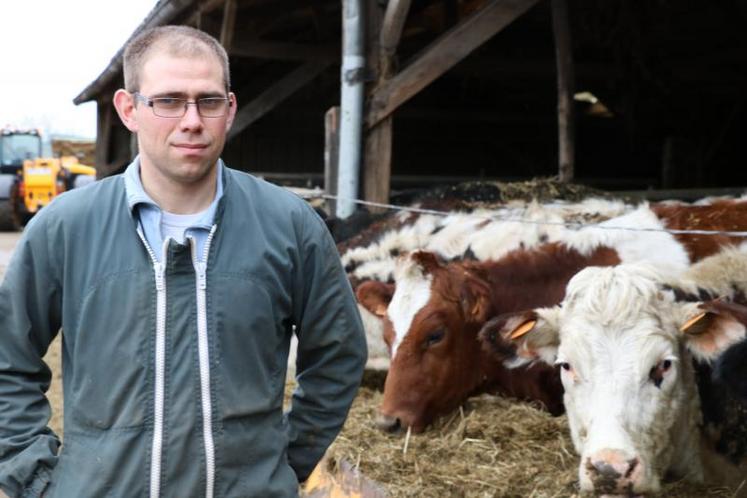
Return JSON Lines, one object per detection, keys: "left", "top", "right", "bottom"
{"left": 123, "top": 156, "right": 224, "bottom": 262}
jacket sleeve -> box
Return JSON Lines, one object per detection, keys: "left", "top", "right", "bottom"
{"left": 0, "top": 215, "right": 62, "bottom": 497}
{"left": 285, "top": 208, "right": 367, "bottom": 482}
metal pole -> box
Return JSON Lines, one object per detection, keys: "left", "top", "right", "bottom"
{"left": 336, "top": 0, "right": 366, "bottom": 218}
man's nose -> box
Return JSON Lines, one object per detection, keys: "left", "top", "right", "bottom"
{"left": 179, "top": 103, "right": 204, "bottom": 130}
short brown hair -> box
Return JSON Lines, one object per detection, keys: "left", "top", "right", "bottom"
{"left": 123, "top": 25, "right": 230, "bottom": 93}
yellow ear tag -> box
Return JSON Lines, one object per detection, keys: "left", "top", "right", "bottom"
{"left": 510, "top": 319, "right": 537, "bottom": 340}
{"left": 679, "top": 312, "right": 706, "bottom": 333}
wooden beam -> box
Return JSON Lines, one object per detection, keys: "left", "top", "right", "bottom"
{"left": 324, "top": 107, "right": 340, "bottom": 215}
{"left": 366, "top": 0, "right": 540, "bottom": 128}
{"left": 230, "top": 41, "right": 338, "bottom": 62}
{"left": 380, "top": 0, "right": 412, "bottom": 56}
{"left": 219, "top": 0, "right": 237, "bottom": 50}
{"left": 227, "top": 61, "right": 330, "bottom": 141}
{"left": 364, "top": 1, "right": 393, "bottom": 211}
{"left": 95, "top": 101, "right": 113, "bottom": 177}
{"left": 552, "top": 0, "right": 575, "bottom": 182}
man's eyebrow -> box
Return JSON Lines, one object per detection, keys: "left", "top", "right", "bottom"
{"left": 148, "top": 91, "right": 227, "bottom": 99}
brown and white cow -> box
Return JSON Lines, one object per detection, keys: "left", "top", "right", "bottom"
{"left": 480, "top": 249, "right": 747, "bottom": 495}
{"left": 358, "top": 201, "right": 747, "bottom": 433}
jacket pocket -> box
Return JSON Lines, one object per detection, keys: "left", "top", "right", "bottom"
{"left": 211, "top": 274, "right": 292, "bottom": 420}
{"left": 67, "top": 271, "right": 151, "bottom": 430}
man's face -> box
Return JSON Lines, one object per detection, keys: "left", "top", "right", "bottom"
{"left": 129, "top": 48, "right": 236, "bottom": 186}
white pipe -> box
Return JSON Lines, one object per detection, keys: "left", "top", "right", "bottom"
{"left": 336, "top": 0, "right": 365, "bottom": 218}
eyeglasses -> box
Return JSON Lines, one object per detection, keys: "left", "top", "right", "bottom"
{"left": 133, "top": 92, "right": 232, "bottom": 118}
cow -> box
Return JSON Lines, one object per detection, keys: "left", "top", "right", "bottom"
{"left": 479, "top": 249, "right": 747, "bottom": 495}
{"left": 343, "top": 198, "right": 631, "bottom": 284}
{"left": 348, "top": 197, "right": 632, "bottom": 371}
{"left": 357, "top": 200, "right": 747, "bottom": 433}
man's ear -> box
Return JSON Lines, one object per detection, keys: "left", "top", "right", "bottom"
{"left": 113, "top": 89, "right": 139, "bottom": 133}
{"left": 679, "top": 299, "right": 747, "bottom": 363}
{"left": 225, "top": 92, "right": 237, "bottom": 131}
{"left": 355, "top": 280, "right": 395, "bottom": 317}
{"left": 478, "top": 307, "right": 561, "bottom": 368}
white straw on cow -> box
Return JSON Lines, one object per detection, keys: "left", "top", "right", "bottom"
{"left": 402, "top": 426, "right": 411, "bottom": 455}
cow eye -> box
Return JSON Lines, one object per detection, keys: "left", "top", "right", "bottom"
{"left": 649, "top": 359, "right": 673, "bottom": 388}
{"left": 425, "top": 329, "right": 445, "bottom": 347}
{"left": 555, "top": 361, "right": 571, "bottom": 372}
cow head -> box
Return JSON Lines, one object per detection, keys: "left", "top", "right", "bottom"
{"left": 356, "top": 251, "right": 492, "bottom": 433}
{"left": 479, "top": 264, "right": 747, "bottom": 495}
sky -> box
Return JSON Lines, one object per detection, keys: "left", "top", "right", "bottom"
{"left": 1, "top": 0, "right": 159, "bottom": 139}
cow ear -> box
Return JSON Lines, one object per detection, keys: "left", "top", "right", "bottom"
{"left": 409, "top": 250, "right": 442, "bottom": 274}
{"left": 460, "top": 275, "right": 490, "bottom": 324}
{"left": 679, "top": 299, "right": 747, "bottom": 362}
{"left": 478, "top": 308, "right": 561, "bottom": 368}
{"left": 355, "top": 280, "right": 395, "bottom": 317}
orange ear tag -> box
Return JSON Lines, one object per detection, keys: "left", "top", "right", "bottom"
{"left": 510, "top": 319, "right": 537, "bottom": 340}
{"left": 679, "top": 312, "right": 706, "bottom": 334}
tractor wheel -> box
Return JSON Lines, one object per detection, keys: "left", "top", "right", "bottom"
{"left": 0, "top": 200, "right": 20, "bottom": 231}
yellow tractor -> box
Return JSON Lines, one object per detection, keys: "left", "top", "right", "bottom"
{"left": 19, "top": 156, "right": 96, "bottom": 219}
{"left": 0, "top": 127, "right": 96, "bottom": 230}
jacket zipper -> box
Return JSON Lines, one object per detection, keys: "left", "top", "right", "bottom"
{"left": 189, "top": 225, "right": 218, "bottom": 498}
{"left": 136, "top": 228, "right": 169, "bottom": 498}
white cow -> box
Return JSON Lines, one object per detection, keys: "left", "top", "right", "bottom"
{"left": 479, "top": 248, "right": 747, "bottom": 496}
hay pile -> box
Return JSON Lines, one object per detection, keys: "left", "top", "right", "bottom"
{"left": 324, "top": 386, "right": 738, "bottom": 498}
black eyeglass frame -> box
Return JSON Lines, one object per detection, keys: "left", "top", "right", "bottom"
{"left": 132, "top": 92, "right": 233, "bottom": 118}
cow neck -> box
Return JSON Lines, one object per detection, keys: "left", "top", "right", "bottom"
{"left": 652, "top": 200, "right": 747, "bottom": 262}
{"left": 472, "top": 243, "right": 621, "bottom": 315}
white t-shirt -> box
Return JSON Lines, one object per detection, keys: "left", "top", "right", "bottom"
{"left": 160, "top": 209, "right": 210, "bottom": 244}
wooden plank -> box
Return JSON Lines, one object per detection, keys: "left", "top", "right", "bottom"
{"left": 380, "top": 0, "right": 412, "bottom": 55}
{"left": 552, "top": 0, "right": 575, "bottom": 182}
{"left": 227, "top": 61, "right": 330, "bottom": 140}
{"left": 95, "top": 101, "right": 113, "bottom": 176}
{"left": 363, "top": 119, "right": 392, "bottom": 212}
{"left": 324, "top": 107, "right": 340, "bottom": 215}
{"left": 230, "top": 41, "right": 338, "bottom": 62}
{"left": 219, "top": 0, "right": 237, "bottom": 50}
{"left": 367, "top": 0, "right": 540, "bottom": 128}
{"left": 364, "top": 0, "right": 393, "bottom": 211}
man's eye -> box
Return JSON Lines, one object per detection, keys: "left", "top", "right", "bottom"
{"left": 199, "top": 98, "right": 224, "bottom": 110}
{"left": 155, "top": 98, "right": 183, "bottom": 108}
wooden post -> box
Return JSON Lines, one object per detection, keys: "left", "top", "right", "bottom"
{"left": 362, "top": 0, "right": 392, "bottom": 213}
{"left": 220, "top": 0, "right": 237, "bottom": 50}
{"left": 552, "top": 0, "right": 575, "bottom": 182}
{"left": 324, "top": 107, "right": 340, "bottom": 216}
{"left": 95, "top": 100, "right": 113, "bottom": 177}
{"left": 363, "top": 0, "right": 413, "bottom": 212}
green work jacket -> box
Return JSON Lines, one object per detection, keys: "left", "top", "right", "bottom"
{"left": 0, "top": 163, "right": 367, "bottom": 498}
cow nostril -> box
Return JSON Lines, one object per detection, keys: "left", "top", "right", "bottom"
{"left": 625, "top": 457, "right": 639, "bottom": 479}
{"left": 588, "top": 459, "right": 622, "bottom": 480}
{"left": 375, "top": 414, "right": 402, "bottom": 433}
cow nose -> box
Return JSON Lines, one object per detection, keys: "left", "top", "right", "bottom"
{"left": 375, "top": 413, "right": 402, "bottom": 432}
{"left": 585, "top": 449, "right": 642, "bottom": 494}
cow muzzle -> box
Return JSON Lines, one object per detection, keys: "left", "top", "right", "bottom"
{"left": 583, "top": 449, "right": 645, "bottom": 496}
{"left": 375, "top": 413, "right": 402, "bottom": 433}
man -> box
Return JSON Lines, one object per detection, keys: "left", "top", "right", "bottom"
{"left": 0, "top": 25, "right": 367, "bottom": 498}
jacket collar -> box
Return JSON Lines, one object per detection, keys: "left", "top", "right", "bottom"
{"left": 122, "top": 156, "right": 226, "bottom": 229}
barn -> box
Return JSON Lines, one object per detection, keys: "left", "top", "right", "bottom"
{"left": 74, "top": 0, "right": 747, "bottom": 213}
{"left": 68, "top": 1, "right": 747, "bottom": 496}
